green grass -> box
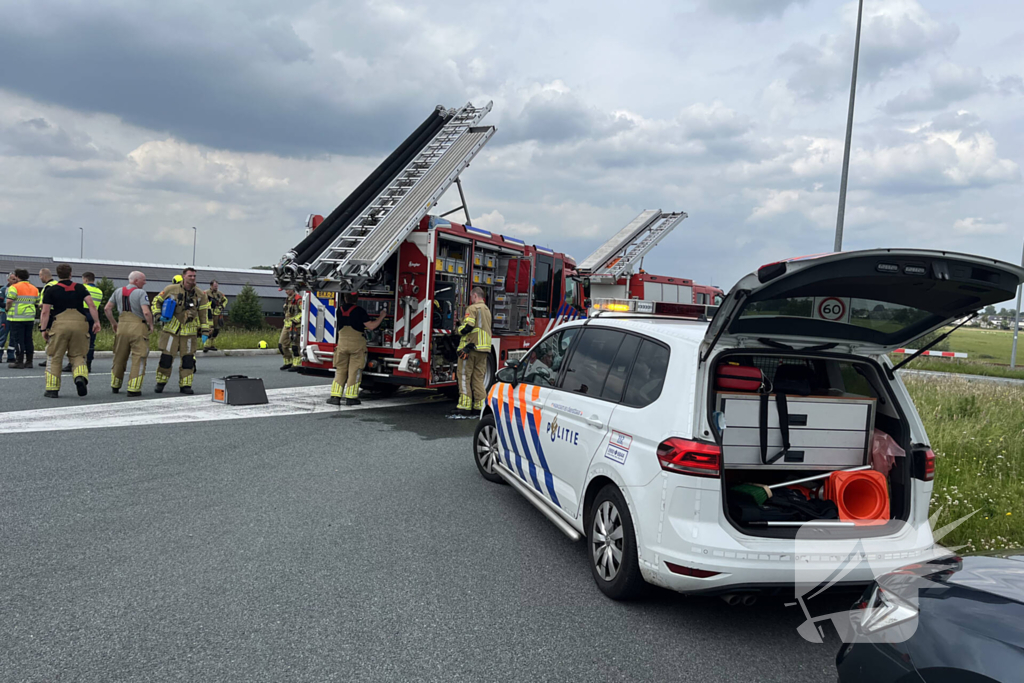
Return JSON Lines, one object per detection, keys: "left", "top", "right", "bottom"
{"left": 905, "top": 374, "right": 1022, "bottom": 552}
{"left": 29, "top": 327, "right": 279, "bottom": 352}
{"left": 943, "top": 327, "right": 1021, "bottom": 364}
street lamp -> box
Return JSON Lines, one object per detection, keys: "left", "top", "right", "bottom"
{"left": 79, "top": 227, "right": 83, "bottom": 258}
{"left": 192, "top": 227, "right": 197, "bottom": 266}
{"left": 1011, "top": 237, "right": 1024, "bottom": 368}
{"left": 834, "top": 0, "right": 864, "bottom": 253}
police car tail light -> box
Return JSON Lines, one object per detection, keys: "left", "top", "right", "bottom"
{"left": 656, "top": 438, "right": 721, "bottom": 478}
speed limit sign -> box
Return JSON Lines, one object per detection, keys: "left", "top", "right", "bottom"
{"left": 813, "top": 296, "right": 850, "bottom": 323}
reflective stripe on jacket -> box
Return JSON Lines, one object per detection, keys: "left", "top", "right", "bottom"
{"left": 7, "top": 281, "right": 40, "bottom": 321}
{"left": 457, "top": 302, "right": 492, "bottom": 352}
{"left": 151, "top": 284, "right": 211, "bottom": 336}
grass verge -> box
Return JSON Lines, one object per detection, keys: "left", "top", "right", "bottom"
{"left": 905, "top": 374, "right": 1022, "bottom": 552}
{"left": 895, "top": 356, "right": 1024, "bottom": 381}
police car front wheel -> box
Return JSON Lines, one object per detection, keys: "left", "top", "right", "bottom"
{"left": 473, "top": 414, "right": 505, "bottom": 485}
{"left": 588, "top": 485, "right": 645, "bottom": 600}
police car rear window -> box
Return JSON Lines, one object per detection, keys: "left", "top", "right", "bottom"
{"left": 622, "top": 340, "right": 669, "bottom": 408}
{"left": 739, "top": 297, "right": 931, "bottom": 336}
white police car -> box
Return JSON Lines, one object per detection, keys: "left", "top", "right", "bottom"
{"left": 473, "top": 249, "right": 1024, "bottom": 600}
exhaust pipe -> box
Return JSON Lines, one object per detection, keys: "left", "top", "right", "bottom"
{"left": 741, "top": 594, "right": 758, "bottom": 606}
{"left": 722, "top": 594, "right": 741, "bottom": 606}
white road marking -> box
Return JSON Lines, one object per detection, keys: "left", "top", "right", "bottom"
{"left": 0, "top": 385, "right": 437, "bottom": 434}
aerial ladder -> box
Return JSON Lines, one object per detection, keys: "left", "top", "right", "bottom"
{"left": 274, "top": 102, "right": 496, "bottom": 291}
{"left": 577, "top": 209, "right": 688, "bottom": 283}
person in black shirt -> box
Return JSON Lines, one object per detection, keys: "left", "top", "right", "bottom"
{"left": 328, "top": 293, "right": 385, "bottom": 406}
{"left": 39, "top": 263, "right": 101, "bottom": 398}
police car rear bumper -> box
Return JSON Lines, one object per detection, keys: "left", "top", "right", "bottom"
{"left": 629, "top": 479, "right": 937, "bottom": 595}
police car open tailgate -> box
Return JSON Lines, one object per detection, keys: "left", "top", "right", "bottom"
{"left": 703, "top": 249, "right": 1024, "bottom": 355}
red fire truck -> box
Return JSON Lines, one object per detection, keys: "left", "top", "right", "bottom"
{"left": 588, "top": 271, "right": 724, "bottom": 306}
{"left": 274, "top": 103, "right": 712, "bottom": 393}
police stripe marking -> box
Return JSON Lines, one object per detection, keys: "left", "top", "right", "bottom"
{"left": 488, "top": 385, "right": 514, "bottom": 470}
{"left": 500, "top": 384, "right": 528, "bottom": 481}
{"left": 526, "top": 386, "right": 560, "bottom": 507}
{"left": 513, "top": 384, "right": 543, "bottom": 493}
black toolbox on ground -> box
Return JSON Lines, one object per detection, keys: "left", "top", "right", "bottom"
{"left": 211, "top": 375, "right": 268, "bottom": 406}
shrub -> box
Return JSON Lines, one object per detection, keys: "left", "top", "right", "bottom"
{"left": 97, "top": 277, "right": 116, "bottom": 325}
{"left": 229, "top": 283, "right": 264, "bottom": 330}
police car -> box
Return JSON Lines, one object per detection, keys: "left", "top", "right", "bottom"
{"left": 472, "top": 249, "right": 1024, "bottom": 600}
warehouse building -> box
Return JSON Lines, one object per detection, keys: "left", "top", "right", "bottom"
{"left": 0, "top": 254, "right": 288, "bottom": 326}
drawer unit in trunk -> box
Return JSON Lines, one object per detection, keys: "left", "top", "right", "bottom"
{"left": 717, "top": 392, "right": 874, "bottom": 470}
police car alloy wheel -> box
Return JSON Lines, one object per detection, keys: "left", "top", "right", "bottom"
{"left": 587, "top": 485, "right": 644, "bottom": 600}
{"left": 473, "top": 414, "right": 505, "bottom": 484}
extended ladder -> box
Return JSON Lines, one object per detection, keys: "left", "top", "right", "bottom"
{"left": 305, "top": 102, "right": 495, "bottom": 290}
{"left": 579, "top": 210, "right": 688, "bottom": 283}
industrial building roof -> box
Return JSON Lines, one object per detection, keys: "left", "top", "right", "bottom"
{"left": 0, "top": 254, "right": 284, "bottom": 299}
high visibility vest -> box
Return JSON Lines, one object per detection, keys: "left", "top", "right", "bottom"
{"left": 7, "top": 281, "right": 40, "bottom": 321}
{"left": 81, "top": 283, "right": 103, "bottom": 310}
{"left": 38, "top": 280, "right": 56, "bottom": 307}
{"left": 457, "top": 302, "right": 492, "bottom": 352}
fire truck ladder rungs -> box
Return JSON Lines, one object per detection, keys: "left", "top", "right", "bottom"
{"left": 308, "top": 102, "right": 495, "bottom": 289}
{"left": 580, "top": 209, "right": 688, "bottom": 283}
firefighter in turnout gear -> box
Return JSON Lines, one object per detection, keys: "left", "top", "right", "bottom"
{"left": 105, "top": 271, "right": 154, "bottom": 396}
{"left": 36, "top": 268, "right": 56, "bottom": 367}
{"left": 327, "top": 293, "right": 385, "bottom": 406}
{"left": 150, "top": 267, "right": 210, "bottom": 394}
{"left": 64, "top": 271, "right": 103, "bottom": 372}
{"left": 40, "top": 263, "right": 100, "bottom": 398}
{"left": 278, "top": 289, "right": 303, "bottom": 370}
{"left": 455, "top": 286, "right": 492, "bottom": 416}
{"left": 203, "top": 280, "right": 227, "bottom": 352}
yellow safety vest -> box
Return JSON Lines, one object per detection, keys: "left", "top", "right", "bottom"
{"left": 81, "top": 283, "right": 103, "bottom": 311}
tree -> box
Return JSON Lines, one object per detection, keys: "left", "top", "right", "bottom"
{"left": 229, "top": 283, "right": 264, "bottom": 330}
{"left": 97, "top": 277, "right": 116, "bottom": 325}
{"left": 984, "top": 305, "right": 997, "bottom": 315}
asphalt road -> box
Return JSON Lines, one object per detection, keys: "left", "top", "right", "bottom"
{"left": 0, "top": 354, "right": 331, "bottom": 413}
{"left": 1, "top": 355, "right": 846, "bottom": 682}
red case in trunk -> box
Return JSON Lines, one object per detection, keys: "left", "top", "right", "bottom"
{"left": 715, "top": 364, "right": 762, "bottom": 392}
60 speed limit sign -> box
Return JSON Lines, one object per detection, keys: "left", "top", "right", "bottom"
{"left": 813, "top": 296, "right": 851, "bottom": 324}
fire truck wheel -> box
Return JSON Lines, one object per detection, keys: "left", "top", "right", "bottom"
{"left": 484, "top": 353, "right": 497, "bottom": 391}
{"left": 473, "top": 414, "right": 506, "bottom": 485}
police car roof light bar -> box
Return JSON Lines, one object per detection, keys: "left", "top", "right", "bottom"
{"left": 590, "top": 298, "right": 717, "bottom": 321}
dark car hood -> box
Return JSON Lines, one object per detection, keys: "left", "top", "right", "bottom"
{"left": 945, "top": 552, "right": 1024, "bottom": 605}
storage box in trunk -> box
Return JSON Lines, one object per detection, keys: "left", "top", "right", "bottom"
{"left": 718, "top": 392, "right": 874, "bottom": 470}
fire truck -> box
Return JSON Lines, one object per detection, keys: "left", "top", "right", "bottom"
{"left": 273, "top": 102, "right": 699, "bottom": 393}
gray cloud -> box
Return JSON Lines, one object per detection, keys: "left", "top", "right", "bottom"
{"left": 705, "top": 0, "right": 810, "bottom": 22}
{"left": 883, "top": 63, "right": 992, "bottom": 113}
{"left": 0, "top": 1, "right": 476, "bottom": 157}
{"left": 0, "top": 117, "right": 101, "bottom": 159}
{"left": 780, "top": 0, "right": 958, "bottom": 101}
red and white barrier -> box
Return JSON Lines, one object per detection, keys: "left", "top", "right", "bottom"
{"left": 893, "top": 348, "right": 967, "bottom": 358}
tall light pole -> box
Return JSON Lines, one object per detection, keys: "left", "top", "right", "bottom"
{"left": 834, "top": 0, "right": 864, "bottom": 253}
{"left": 192, "top": 227, "right": 197, "bottom": 266}
{"left": 79, "top": 227, "right": 83, "bottom": 258}
{"left": 1011, "top": 237, "right": 1024, "bottom": 368}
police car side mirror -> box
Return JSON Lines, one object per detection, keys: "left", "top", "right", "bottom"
{"left": 496, "top": 366, "right": 518, "bottom": 386}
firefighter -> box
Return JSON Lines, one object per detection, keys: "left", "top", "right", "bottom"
{"left": 455, "top": 286, "right": 492, "bottom": 416}
{"left": 203, "top": 280, "right": 227, "bottom": 352}
{"left": 40, "top": 263, "right": 100, "bottom": 398}
{"left": 279, "top": 289, "right": 303, "bottom": 371}
{"left": 64, "top": 271, "right": 103, "bottom": 372}
{"left": 150, "top": 267, "right": 210, "bottom": 394}
{"left": 36, "top": 267, "right": 56, "bottom": 366}
{"left": 5, "top": 269, "right": 38, "bottom": 369}
{"left": 105, "top": 271, "right": 154, "bottom": 396}
{"left": 327, "top": 293, "right": 385, "bottom": 406}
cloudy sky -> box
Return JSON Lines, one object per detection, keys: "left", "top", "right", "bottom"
{"left": 1, "top": 0, "right": 1021, "bottom": 289}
